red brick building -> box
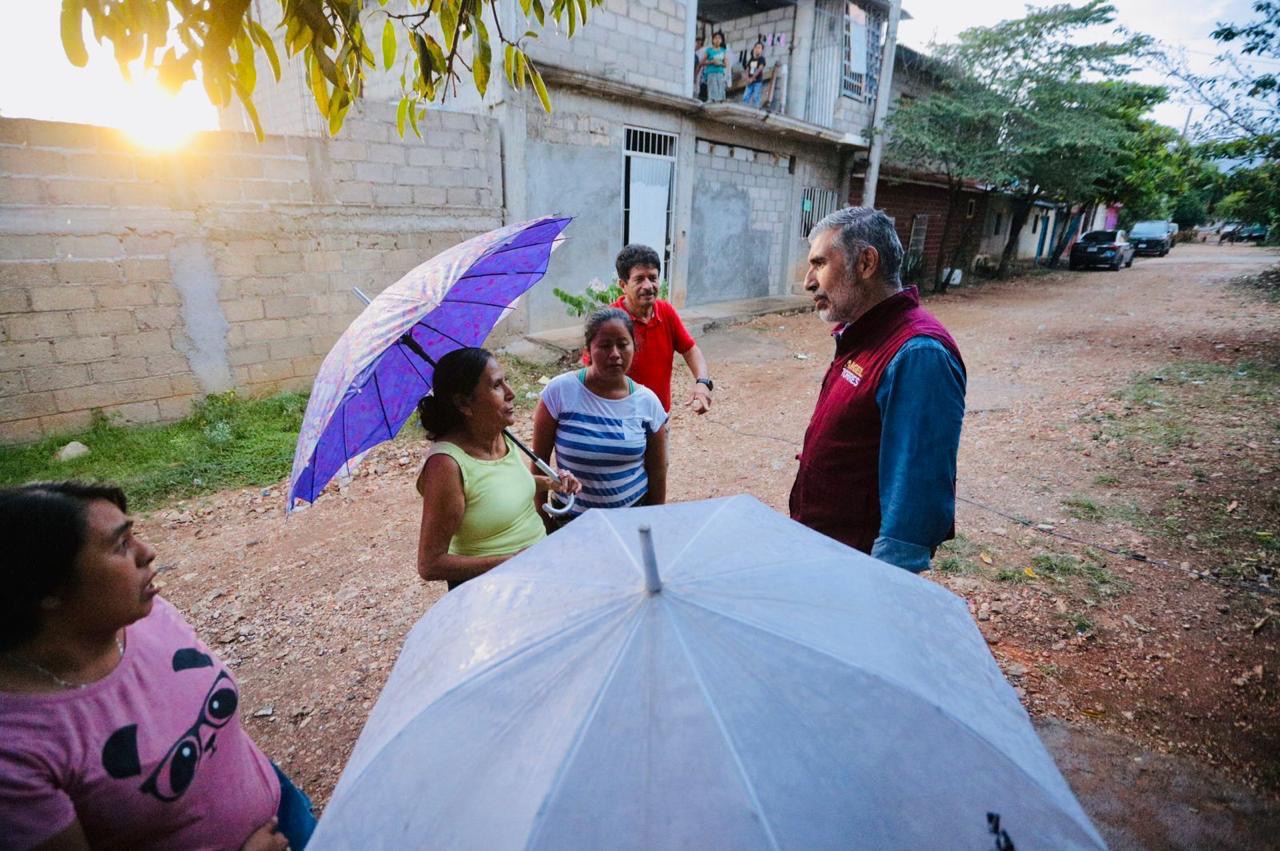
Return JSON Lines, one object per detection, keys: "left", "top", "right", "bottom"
{"left": 850, "top": 168, "right": 991, "bottom": 289}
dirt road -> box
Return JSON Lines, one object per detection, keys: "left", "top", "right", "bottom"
{"left": 144, "top": 242, "right": 1279, "bottom": 848}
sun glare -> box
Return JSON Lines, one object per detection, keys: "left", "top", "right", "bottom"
{"left": 117, "top": 73, "right": 213, "bottom": 151}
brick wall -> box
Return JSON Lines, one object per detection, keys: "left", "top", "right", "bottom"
{"left": 0, "top": 106, "right": 502, "bottom": 442}
{"left": 527, "top": 0, "right": 690, "bottom": 98}
{"left": 861, "top": 177, "right": 990, "bottom": 285}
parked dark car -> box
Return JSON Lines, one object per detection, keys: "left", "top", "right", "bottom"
{"left": 1130, "top": 220, "right": 1173, "bottom": 256}
{"left": 1236, "top": 223, "right": 1268, "bottom": 243}
{"left": 1069, "top": 230, "right": 1136, "bottom": 270}
{"left": 1219, "top": 222, "right": 1241, "bottom": 243}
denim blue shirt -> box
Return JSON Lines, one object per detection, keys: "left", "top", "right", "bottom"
{"left": 868, "top": 336, "right": 967, "bottom": 573}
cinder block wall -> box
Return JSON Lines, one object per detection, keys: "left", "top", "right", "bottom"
{"left": 0, "top": 105, "right": 502, "bottom": 443}
{"left": 526, "top": 0, "right": 689, "bottom": 97}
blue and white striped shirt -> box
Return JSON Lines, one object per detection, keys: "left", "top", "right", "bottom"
{"left": 541, "top": 371, "right": 668, "bottom": 517}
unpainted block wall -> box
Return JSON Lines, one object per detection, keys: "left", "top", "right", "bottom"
{"left": 526, "top": 0, "right": 690, "bottom": 98}
{"left": 689, "top": 138, "right": 792, "bottom": 305}
{"left": 0, "top": 105, "right": 502, "bottom": 442}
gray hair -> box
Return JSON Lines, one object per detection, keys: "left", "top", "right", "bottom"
{"left": 810, "top": 206, "right": 903, "bottom": 289}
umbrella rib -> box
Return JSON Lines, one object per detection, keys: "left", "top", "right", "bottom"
{"left": 370, "top": 371, "right": 394, "bottom": 440}
{"left": 523, "top": 601, "right": 651, "bottom": 851}
{"left": 328, "top": 596, "right": 638, "bottom": 815}
{"left": 414, "top": 318, "right": 471, "bottom": 349}
{"left": 663, "top": 602, "right": 784, "bottom": 851}
{"left": 667, "top": 595, "right": 1089, "bottom": 819}
{"left": 396, "top": 339, "right": 432, "bottom": 385}
{"left": 438, "top": 297, "right": 524, "bottom": 309}
{"left": 654, "top": 497, "right": 738, "bottom": 579}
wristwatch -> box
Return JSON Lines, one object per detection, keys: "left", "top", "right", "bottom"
{"left": 696, "top": 377, "right": 714, "bottom": 392}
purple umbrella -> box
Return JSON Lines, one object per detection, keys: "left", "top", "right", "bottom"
{"left": 288, "top": 216, "right": 571, "bottom": 511}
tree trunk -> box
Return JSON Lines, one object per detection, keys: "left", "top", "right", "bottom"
{"left": 1046, "top": 203, "right": 1079, "bottom": 268}
{"left": 932, "top": 181, "right": 962, "bottom": 294}
{"left": 947, "top": 196, "right": 982, "bottom": 284}
{"left": 996, "top": 195, "right": 1034, "bottom": 279}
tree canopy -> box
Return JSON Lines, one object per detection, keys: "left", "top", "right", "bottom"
{"left": 887, "top": 1, "right": 1164, "bottom": 276}
{"left": 60, "top": 0, "right": 604, "bottom": 139}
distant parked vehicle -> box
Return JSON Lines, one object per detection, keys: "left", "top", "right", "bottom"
{"left": 1219, "top": 222, "right": 1241, "bottom": 243}
{"left": 1236, "top": 223, "right": 1268, "bottom": 243}
{"left": 1166, "top": 221, "right": 1178, "bottom": 248}
{"left": 1069, "top": 230, "right": 1136, "bottom": 271}
{"left": 1130, "top": 220, "right": 1173, "bottom": 256}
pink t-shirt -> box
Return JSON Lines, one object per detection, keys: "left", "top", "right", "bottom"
{"left": 0, "top": 598, "right": 280, "bottom": 850}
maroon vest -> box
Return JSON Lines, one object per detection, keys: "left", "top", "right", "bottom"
{"left": 788, "top": 287, "right": 963, "bottom": 552}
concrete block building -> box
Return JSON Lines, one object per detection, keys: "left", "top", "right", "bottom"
{"left": 0, "top": 0, "right": 901, "bottom": 440}
{"left": 236, "top": 0, "right": 899, "bottom": 334}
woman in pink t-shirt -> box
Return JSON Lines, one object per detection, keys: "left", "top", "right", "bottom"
{"left": 0, "top": 482, "right": 315, "bottom": 851}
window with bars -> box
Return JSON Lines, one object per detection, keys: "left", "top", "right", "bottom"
{"left": 624, "top": 127, "right": 676, "bottom": 158}
{"left": 800, "top": 187, "right": 840, "bottom": 238}
{"left": 841, "top": 3, "right": 884, "bottom": 100}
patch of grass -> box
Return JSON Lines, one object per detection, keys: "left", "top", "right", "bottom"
{"left": 500, "top": 353, "right": 555, "bottom": 412}
{"left": 1030, "top": 552, "right": 1129, "bottom": 597}
{"left": 995, "top": 568, "right": 1031, "bottom": 584}
{"left": 936, "top": 534, "right": 986, "bottom": 575}
{"left": 1094, "top": 474, "right": 1120, "bottom": 486}
{"left": 1230, "top": 265, "right": 1280, "bottom": 302}
{"left": 1064, "top": 611, "right": 1095, "bottom": 635}
{"left": 1063, "top": 496, "right": 1104, "bottom": 521}
{"left": 0, "top": 392, "right": 309, "bottom": 511}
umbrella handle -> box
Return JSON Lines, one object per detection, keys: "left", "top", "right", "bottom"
{"left": 544, "top": 490, "right": 575, "bottom": 517}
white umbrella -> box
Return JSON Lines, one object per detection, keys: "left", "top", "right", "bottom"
{"left": 311, "top": 496, "right": 1104, "bottom": 850}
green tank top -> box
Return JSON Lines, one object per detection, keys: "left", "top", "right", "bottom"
{"left": 428, "top": 435, "right": 546, "bottom": 558}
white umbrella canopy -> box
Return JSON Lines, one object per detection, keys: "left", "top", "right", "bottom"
{"left": 311, "top": 496, "right": 1104, "bottom": 850}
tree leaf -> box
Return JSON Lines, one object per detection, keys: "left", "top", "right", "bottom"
{"left": 396, "top": 96, "right": 410, "bottom": 137}
{"left": 408, "top": 103, "right": 422, "bottom": 139}
{"left": 328, "top": 88, "right": 351, "bottom": 136}
{"left": 504, "top": 43, "right": 516, "bottom": 88}
{"left": 531, "top": 0, "right": 545, "bottom": 27}
{"left": 472, "top": 16, "right": 491, "bottom": 96}
{"left": 60, "top": 1, "right": 89, "bottom": 67}
{"left": 530, "top": 63, "right": 551, "bottom": 112}
{"left": 381, "top": 17, "right": 396, "bottom": 70}
{"left": 308, "top": 52, "right": 331, "bottom": 117}
{"left": 440, "top": 1, "right": 458, "bottom": 53}
{"left": 250, "top": 21, "right": 282, "bottom": 80}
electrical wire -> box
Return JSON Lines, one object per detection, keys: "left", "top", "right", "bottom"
{"left": 700, "top": 417, "right": 1277, "bottom": 598}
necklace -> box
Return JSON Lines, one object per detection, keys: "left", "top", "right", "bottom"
{"left": 4, "top": 635, "right": 126, "bottom": 690}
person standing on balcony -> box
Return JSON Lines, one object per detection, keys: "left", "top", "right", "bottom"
{"left": 743, "top": 42, "right": 767, "bottom": 107}
{"left": 704, "top": 31, "right": 728, "bottom": 102}
{"left": 694, "top": 35, "right": 708, "bottom": 100}
{"left": 789, "top": 207, "right": 967, "bottom": 573}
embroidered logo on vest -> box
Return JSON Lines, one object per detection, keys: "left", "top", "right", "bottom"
{"left": 841, "top": 362, "right": 864, "bottom": 386}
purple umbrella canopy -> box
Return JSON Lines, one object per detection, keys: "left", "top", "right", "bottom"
{"left": 288, "top": 216, "right": 571, "bottom": 511}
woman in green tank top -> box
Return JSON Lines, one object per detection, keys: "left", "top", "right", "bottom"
{"left": 415, "top": 348, "right": 581, "bottom": 590}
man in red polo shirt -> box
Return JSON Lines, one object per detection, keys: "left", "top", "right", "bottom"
{"left": 602, "top": 244, "right": 713, "bottom": 413}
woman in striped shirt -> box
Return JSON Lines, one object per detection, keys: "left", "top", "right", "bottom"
{"left": 533, "top": 308, "right": 669, "bottom": 520}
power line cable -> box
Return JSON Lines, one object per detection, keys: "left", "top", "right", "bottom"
{"left": 699, "top": 417, "right": 1277, "bottom": 598}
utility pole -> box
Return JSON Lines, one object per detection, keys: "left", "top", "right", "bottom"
{"left": 861, "top": 0, "right": 901, "bottom": 208}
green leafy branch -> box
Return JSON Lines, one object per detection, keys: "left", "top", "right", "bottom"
{"left": 60, "top": 0, "right": 604, "bottom": 141}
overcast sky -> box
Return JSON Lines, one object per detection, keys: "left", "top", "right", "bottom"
{"left": 0, "top": 0, "right": 1272, "bottom": 137}
{"left": 896, "top": 0, "right": 1268, "bottom": 132}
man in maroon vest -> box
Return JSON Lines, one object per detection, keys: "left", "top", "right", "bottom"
{"left": 789, "top": 207, "right": 966, "bottom": 572}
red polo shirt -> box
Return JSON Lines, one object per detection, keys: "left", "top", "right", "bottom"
{"left": 582, "top": 297, "right": 695, "bottom": 410}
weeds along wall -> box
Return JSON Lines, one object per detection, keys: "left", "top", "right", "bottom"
{"left": 0, "top": 105, "right": 503, "bottom": 443}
